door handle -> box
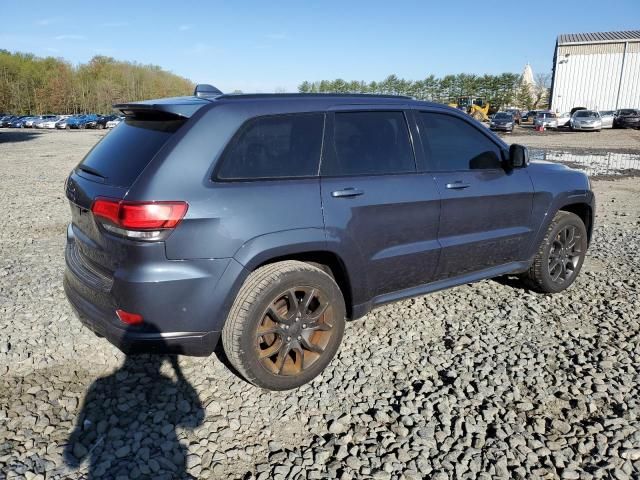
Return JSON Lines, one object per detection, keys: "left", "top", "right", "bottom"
{"left": 445, "top": 182, "right": 471, "bottom": 190}
{"left": 331, "top": 188, "right": 364, "bottom": 198}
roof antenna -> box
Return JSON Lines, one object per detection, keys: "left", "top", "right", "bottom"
{"left": 194, "top": 84, "right": 223, "bottom": 98}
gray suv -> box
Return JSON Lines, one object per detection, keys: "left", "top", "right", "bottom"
{"left": 64, "top": 86, "right": 595, "bottom": 390}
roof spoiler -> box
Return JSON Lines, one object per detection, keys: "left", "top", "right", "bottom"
{"left": 194, "top": 84, "right": 223, "bottom": 98}
{"left": 114, "top": 96, "right": 212, "bottom": 118}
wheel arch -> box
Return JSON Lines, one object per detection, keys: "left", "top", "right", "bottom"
{"left": 253, "top": 250, "right": 354, "bottom": 318}
{"left": 559, "top": 202, "right": 593, "bottom": 245}
{"left": 233, "top": 229, "right": 358, "bottom": 318}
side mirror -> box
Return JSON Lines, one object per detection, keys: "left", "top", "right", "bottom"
{"left": 508, "top": 144, "right": 529, "bottom": 169}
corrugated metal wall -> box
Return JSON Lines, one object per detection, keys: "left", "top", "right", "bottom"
{"left": 618, "top": 42, "right": 640, "bottom": 109}
{"left": 550, "top": 42, "right": 640, "bottom": 112}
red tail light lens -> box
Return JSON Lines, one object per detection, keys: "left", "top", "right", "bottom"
{"left": 116, "top": 309, "right": 143, "bottom": 325}
{"left": 92, "top": 198, "right": 188, "bottom": 230}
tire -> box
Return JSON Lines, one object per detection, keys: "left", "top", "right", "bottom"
{"left": 222, "top": 260, "right": 346, "bottom": 390}
{"left": 523, "top": 211, "right": 588, "bottom": 293}
{"left": 97, "top": 124, "right": 104, "bottom": 130}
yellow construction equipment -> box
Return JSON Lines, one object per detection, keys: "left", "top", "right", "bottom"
{"left": 448, "top": 96, "right": 491, "bottom": 121}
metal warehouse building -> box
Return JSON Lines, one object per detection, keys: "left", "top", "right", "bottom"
{"left": 550, "top": 30, "right": 640, "bottom": 113}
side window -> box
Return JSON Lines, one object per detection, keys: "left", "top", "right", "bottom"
{"left": 324, "top": 111, "right": 415, "bottom": 176}
{"left": 216, "top": 113, "right": 324, "bottom": 180}
{"left": 418, "top": 112, "right": 502, "bottom": 171}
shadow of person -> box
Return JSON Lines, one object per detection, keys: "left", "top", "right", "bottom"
{"left": 64, "top": 326, "right": 204, "bottom": 479}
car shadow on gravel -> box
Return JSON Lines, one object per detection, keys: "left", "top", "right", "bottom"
{"left": 0, "top": 131, "right": 44, "bottom": 143}
{"left": 64, "top": 328, "right": 204, "bottom": 479}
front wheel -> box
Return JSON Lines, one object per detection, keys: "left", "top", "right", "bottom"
{"left": 222, "top": 261, "right": 346, "bottom": 390}
{"left": 523, "top": 211, "right": 588, "bottom": 293}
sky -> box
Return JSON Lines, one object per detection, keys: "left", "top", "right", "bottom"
{"left": 2, "top": 1, "right": 639, "bottom": 92}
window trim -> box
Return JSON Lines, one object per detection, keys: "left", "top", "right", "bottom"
{"left": 319, "top": 109, "right": 418, "bottom": 178}
{"left": 211, "top": 112, "right": 326, "bottom": 183}
{"left": 415, "top": 109, "right": 507, "bottom": 173}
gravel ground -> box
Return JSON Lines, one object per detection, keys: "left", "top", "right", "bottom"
{"left": 496, "top": 125, "right": 640, "bottom": 153}
{"left": 1, "top": 129, "right": 639, "bottom": 479}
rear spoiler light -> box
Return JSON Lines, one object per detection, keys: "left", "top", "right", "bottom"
{"left": 92, "top": 198, "right": 188, "bottom": 241}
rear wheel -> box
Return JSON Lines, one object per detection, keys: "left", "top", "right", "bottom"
{"left": 222, "top": 261, "right": 345, "bottom": 390}
{"left": 523, "top": 211, "right": 587, "bottom": 293}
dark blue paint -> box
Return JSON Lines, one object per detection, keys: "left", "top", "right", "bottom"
{"left": 63, "top": 94, "right": 595, "bottom": 356}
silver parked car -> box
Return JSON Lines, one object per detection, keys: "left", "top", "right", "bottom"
{"left": 23, "top": 116, "right": 41, "bottom": 128}
{"left": 34, "top": 115, "right": 60, "bottom": 129}
{"left": 534, "top": 111, "right": 558, "bottom": 129}
{"left": 598, "top": 110, "right": 615, "bottom": 129}
{"left": 106, "top": 116, "right": 124, "bottom": 128}
{"left": 571, "top": 110, "right": 602, "bottom": 131}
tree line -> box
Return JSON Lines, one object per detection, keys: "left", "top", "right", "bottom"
{"left": 299, "top": 73, "right": 550, "bottom": 110}
{"left": 0, "top": 50, "right": 194, "bottom": 115}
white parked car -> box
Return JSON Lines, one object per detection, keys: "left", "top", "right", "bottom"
{"left": 598, "top": 110, "right": 615, "bottom": 129}
{"left": 106, "top": 116, "right": 124, "bottom": 128}
{"left": 555, "top": 112, "right": 571, "bottom": 128}
{"left": 571, "top": 110, "right": 602, "bottom": 131}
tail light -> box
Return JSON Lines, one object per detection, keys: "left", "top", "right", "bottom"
{"left": 91, "top": 198, "right": 188, "bottom": 241}
{"left": 116, "top": 309, "right": 144, "bottom": 325}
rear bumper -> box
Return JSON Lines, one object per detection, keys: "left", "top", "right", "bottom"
{"left": 64, "top": 277, "right": 220, "bottom": 355}
{"left": 63, "top": 224, "right": 245, "bottom": 356}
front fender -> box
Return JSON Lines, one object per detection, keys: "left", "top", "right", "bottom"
{"left": 526, "top": 189, "right": 594, "bottom": 259}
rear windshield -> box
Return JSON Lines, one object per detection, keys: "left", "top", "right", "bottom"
{"left": 77, "top": 118, "right": 184, "bottom": 187}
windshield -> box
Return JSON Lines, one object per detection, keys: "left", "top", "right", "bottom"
{"left": 575, "top": 111, "right": 598, "bottom": 118}
{"left": 494, "top": 113, "right": 512, "bottom": 120}
{"left": 619, "top": 109, "right": 638, "bottom": 115}
{"left": 537, "top": 112, "right": 555, "bottom": 118}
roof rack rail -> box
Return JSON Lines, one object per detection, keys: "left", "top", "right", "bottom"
{"left": 217, "top": 93, "right": 413, "bottom": 100}
{"left": 194, "top": 84, "right": 223, "bottom": 98}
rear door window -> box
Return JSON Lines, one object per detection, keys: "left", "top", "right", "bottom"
{"left": 323, "top": 111, "right": 415, "bottom": 176}
{"left": 216, "top": 113, "right": 324, "bottom": 180}
{"left": 78, "top": 118, "right": 184, "bottom": 187}
{"left": 418, "top": 112, "right": 502, "bottom": 171}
